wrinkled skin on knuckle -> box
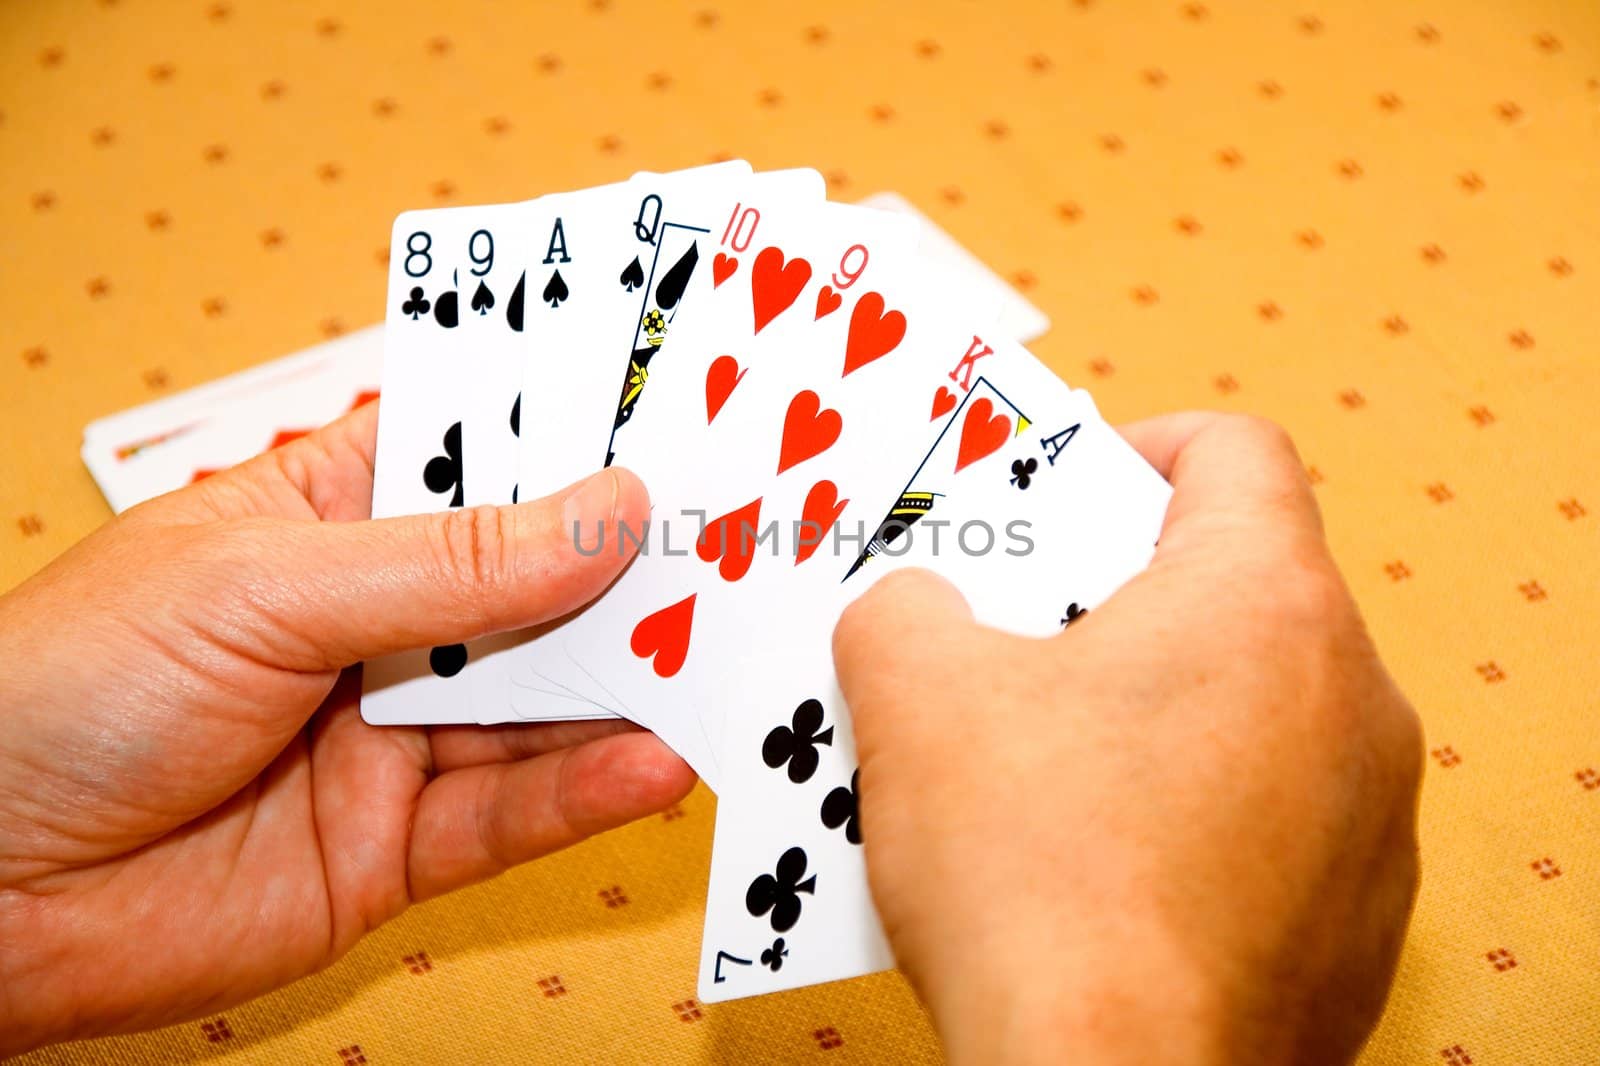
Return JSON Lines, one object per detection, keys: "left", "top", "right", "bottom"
{"left": 431, "top": 505, "right": 517, "bottom": 607}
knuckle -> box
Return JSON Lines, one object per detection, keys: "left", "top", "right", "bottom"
{"left": 432, "top": 505, "right": 517, "bottom": 597}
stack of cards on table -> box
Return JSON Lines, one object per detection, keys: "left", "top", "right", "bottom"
{"left": 82, "top": 162, "right": 1172, "bottom": 1004}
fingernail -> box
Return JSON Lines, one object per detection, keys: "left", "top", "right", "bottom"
{"left": 563, "top": 470, "right": 618, "bottom": 538}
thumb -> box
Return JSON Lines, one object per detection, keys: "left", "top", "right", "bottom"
{"left": 832, "top": 568, "right": 975, "bottom": 760}
{"left": 230, "top": 467, "right": 649, "bottom": 671}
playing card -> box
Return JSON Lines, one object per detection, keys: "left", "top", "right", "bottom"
{"left": 362, "top": 202, "right": 535, "bottom": 727}
{"left": 698, "top": 387, "right": 1172, "bottom": 1003}
{"left": 82, "top": 326, "right": 383, "bottom": 512}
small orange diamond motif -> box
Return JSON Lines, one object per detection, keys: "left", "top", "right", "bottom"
{"left": 427, "top": 36, "right": 452, "bottom": 56}
{"left": 1509, "top": 329, "right": 1534, "bottom": 349}
{"left": 91, "top": 126, "right": 116, "bottom": 147}
{"left": 320, "top": 317, "right": 345, "bottom": 337}
{"left": 915, "top": 39, "right": 940, "bottom": 58}
{"left": 1027, "top": 54, "right": 1052, "bottom": 73}
{"left": 536, "top": 54, "right": 561, "bottom": 73}
{"left": 1216, "top": 146, "right": 1243, "bottom": 168}
{"left": 259, "top": 228, "right": 285, "bottom": 248}
{"left": 1142, "top": 68, "right": 1167, "bottom": 87}
{"left": 1475, "top": 662, "right": 1505, "bottom": 684}
{"left": 431, "top": 179, "right": 457, "bottom": 199}
{"left": 1338, "top": 389, "right": 1365, "bottom": 409}
{"left": 338, "top": 1047, "right": 367, "bottom": 1065}
{"left": 402, "top": 951, "right": 433, "bottom": 975}
{"left": 1415, "top": 23, "right": 1440, "bottom": 43}
{"left": 1531, "top": 857, "right": 1561, "bottom": 880}
{"left": 646, "top": 71, "right": 671, "bottom": 90}
{"left": 86, "top": 276, "right": 111, "bottom": 299}
{"left": 22, "top": 346, "right": 48, "bottom": 368}
{"left": 1385, "top": 561, "right": 1411, "bottom": 581}
{"left": 261, "top": 79, "right": 286, "bottom": 99}
{"left": 1467, "top": 405, "right": 1493, "bottom": 426}
{"left": 372, "top": 97, "right": 398, "bottom": 116}
{"left": 661, "top": 803, "right": 686, "bottom": 822}
{"left": 1533, "top": 32, "right": 1561, "bottom": 53}
{"left": 694, "top": 9, "right": 719, "bottom": 28}
{"left": 1298, "top": 14, "right": 1323, "bottom": 34}
{"left": 1431, "top": 746, "right": 1461, "bottom": 768}
{"left": 539, "top": 976, "right": 568, "bottom": 997}
{"left": 317, "top": 162, "right": 343, "bottom": 182}
{"left": 1576, "top": 768, "right": 1600, "bottom": 791}
{"left": 1425, "top": 482, "right": 1453, "bottom": 503}
{"left": 1258, "top": 79, "right": 1283, "bottom": 99}
{"left": 201, "top": 296, "right": 227, "bottom": 317}
{"left": 1057, "top": 201, "right": 1083, "bottom": 223}
{"left": 207, "top": 3, "right": 231, "bottom": 21}
{"left": 1548, "top": 256, "right": 1573, "bottom": 276}
{"left": 1305, "top": 465, "right": 1324, "bottom": 485}
{"left": 148, "top": 62, "right": 176, "bottom": 82}
{"left": 17, "top": 515, "right": 44, "bottom": 537}
{"left": 1088, "top": 358, "right": 1114, "bottom": 377}
{"left": 599, "top": 885, "right": 629, "bottom": 908}
{"left": 1213, "top": 373, "right": 1239, "bottom": 394}
{"left": 1100, "top": 133, "right": 1125, "bottom": 153}
{"left": 1496, "top": 101, "right": 1523, "bottom": 122}
{"left": 804, "top": 26, "right": 829, "bottom": 45}
{"left": 39, "top": 46, "right": 66, "bottom": 68}
{"left": 146, "top": 210, "right": 171, "bottom": 230}
{"left": 673, "top": 999, "right": 704, "bottom": 1022}
{"left": 1257, "top": 301, "right": 1281, "bottom": 321}
{"left": 1421, "top": 244, "right": 1446, "bottom": 264}
{"left": 1297, "top": 229, "right": 1323, "bottom": 249}
{"left": 1557, "top": 498, "right": 1586, "bottom": 520}
{"left": 1175, "top": 215, "right": 1202, "bottom": 235}
{"left": 1011, "top": 270, "right": 1036, "bottom": 291}
{"left": 144, "top": 368, "right": 169, "bottom": 389}
{"left": 316, "top": 17, "right": 342, "bottom": 36}
{"left": 1376, "top": 92, "right": 1402, "bottom": 112}
{"left": 939, "top": 187, "right": 964, "bottom": 206}
{"left": 1485, "top": 948, "right": 1517, "bottom": 972}
{"left": 1517, "top": 581, "right": 1547, "bottom": 601}
{"left": 868, "top": 104, "right": 895, "bottom": 122}
{"left": 1130, "top": 284, "right": 1158, "bottom": 306}
{"left": 1181, "top": 3, "right": 1208, "bottom": 20}
{"left": 984, "top": 119, "right": 1009, "bottom": 139}
{"left": 824, "top": 170, "right": 849, "bottom": 191}
{"left": 484, "top": 115, "right": 510, "bottom": 135}
{"left": 202, "top": 144, "right": 229, "bottom": 164}
{"left": 32, "top": 191, "right": 57, "bottom": 211}
{"left": 1383, "top": 314, "right": 1409, "bottom": 335}
{"left": 1441, "top": 1045, "right": 1473, "bottom": 1066}
{"left": 1458, "top": 171, "right": 1485, "bottom": 193}
{"left": 814, "top": 1027, "right": 845, "bottom": 1051}
{"left": 1336, "top": 158, "right": 1363, "bottom": 179}
{"left": 200, "top": 1018, "right": 234, "bottom": 1043}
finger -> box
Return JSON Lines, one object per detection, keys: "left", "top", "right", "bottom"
{"left": 427, "top": 718, "right": 641, "bottom": 773}
{"left": 833, "top": 569, "right": 975, "bottom": 755}
{"left": 229, "top": 466, "right": 650, "bottom": 671}
{"left": 406, "top": 731, "right": 697, "bottom": 901}
{"left": 1119, "top": 412, "right": 1324, "bottom": 545}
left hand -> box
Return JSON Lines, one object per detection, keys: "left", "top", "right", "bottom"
{"left": 0, "top": 401, "right": 694, "bottom": 1055}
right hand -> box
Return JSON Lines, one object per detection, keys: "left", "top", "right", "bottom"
{"left": 834, "top": 413, "right": 1423, "bottom": 1066}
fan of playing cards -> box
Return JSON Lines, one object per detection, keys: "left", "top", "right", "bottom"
{"left": 84, "top": 161, "right": 1173, "bottom": 1003}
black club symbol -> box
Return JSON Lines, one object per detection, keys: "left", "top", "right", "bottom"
{"left": 762, "top": 698, "right": 834, "bottom": 784}
{"left": 1061, "top": 602, "right": 1089, "bottom": 628}
{"left": 821, "top": 769, "right": 861, "bottom": 845}
{"left": 760, "top": 937, "right": 789, "bottom": 972}
{"left": 745, "top": 846, "right": 817, "bottom": 933}
{"left": 1010, "top": 457, "right": 1038, "bottom": 489}
{"left": 401, "top": 286, "right": 431, "bottom": 319}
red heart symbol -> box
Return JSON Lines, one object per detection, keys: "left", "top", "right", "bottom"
{"left": 814, "top": 284, "right": 842, "bottom": 320}
{"left": 955, "top": 397, "right": 1011, "bottom": 473}
{"left": 630, "top": 594, "right": 696, "bottom": 678}
{"left": 930, "top": 385, "right": 957, "bottom": 421}
{"left": 794, "top": 480, "right": 850, "bottom": 566}
{"left": 705, "top": 354, "right": 746, "bottom": 424}
{"left": 697, "top": 497, "right": 764, "bottom": 582}
{"left": 712, "top": 252, "right": 738, "bottom": 288}
{"left": 777, "top": 389, "right": 842, "bottom": 475}
{"left": 842, "top": 291, "right": 907, "bottom": 377}
{"left": 750, "top": 246, "right": 812, "bottom": 334}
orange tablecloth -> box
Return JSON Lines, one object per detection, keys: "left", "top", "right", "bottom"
{"left": 4, "top": 2, "right": 1598, "bottom": 1062}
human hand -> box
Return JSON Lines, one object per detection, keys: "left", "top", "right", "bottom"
{"left": 834, "top": 414, "right": 1422, "bottom": 1066}
{"left": 0, "top": 402, "right": 694, "bottom": 1055}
